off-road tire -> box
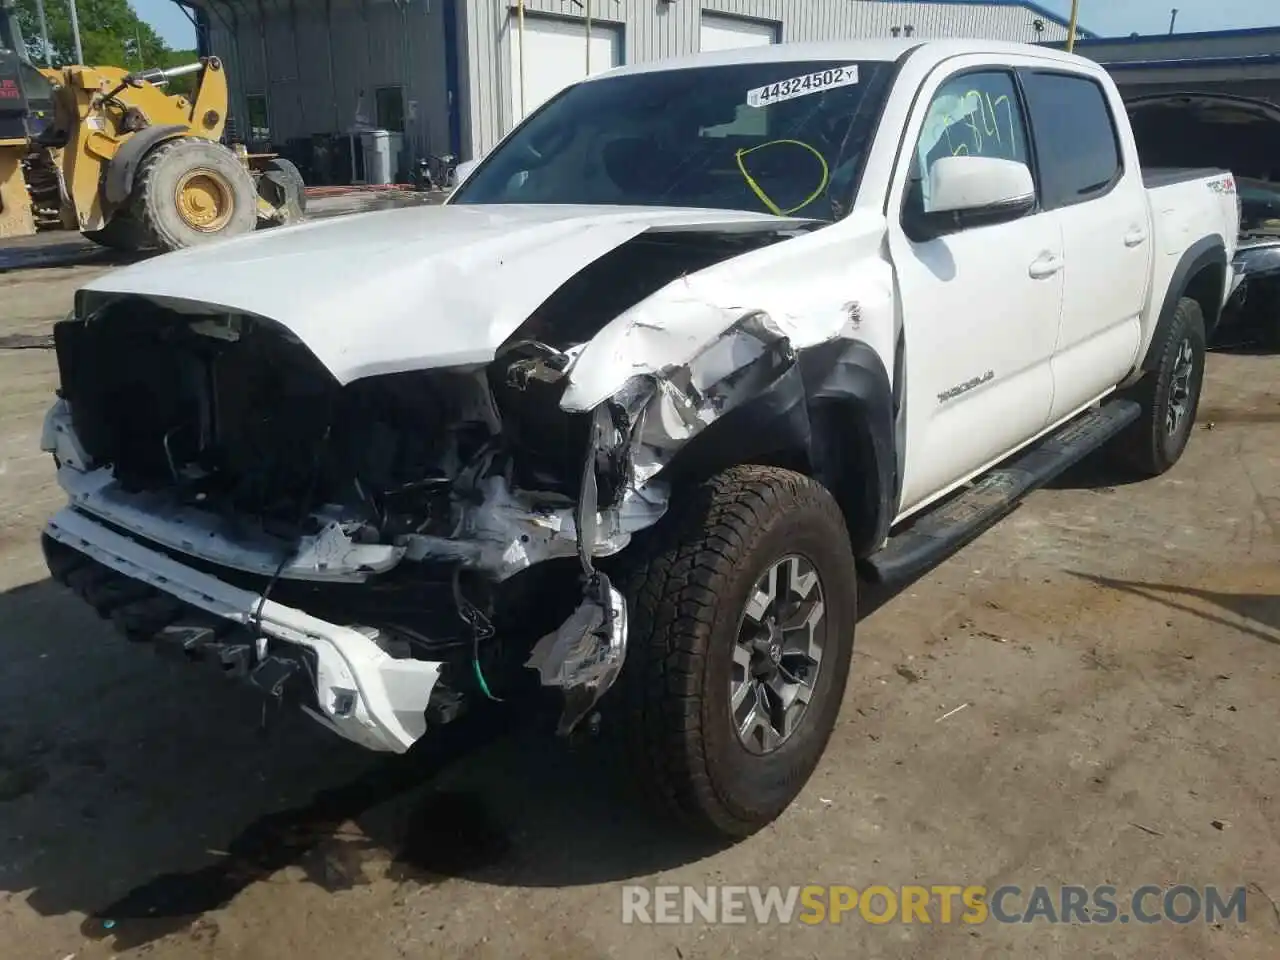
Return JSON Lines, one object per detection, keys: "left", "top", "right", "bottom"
{"left": 1113, "top": 296, "right": 1207, "bottom": 477}
{"left": 83, "top": 214, "right": 149, "bottom": 253}
{"left": 258, "top": 156, "right": 307, "bottom": 225}
{"left": 131, "top": 137, "right": 257, "bottom": 252}
{"left": 612, "top": 465, "right": 858, "bottom": 839}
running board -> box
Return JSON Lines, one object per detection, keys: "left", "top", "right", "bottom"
{"left": 863, "top": 399, "right": 1141, "bottom": 587}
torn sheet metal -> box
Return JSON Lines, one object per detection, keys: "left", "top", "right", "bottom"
{"left": 560, "top": 208, "right": 894, "bottom": 411}
{"left": 401, "top": 472, "right": 668, "bottom": 581}
{"left": 525, "top": 573, "right": 628, "bottom": 736}
{"left": 45, "top": 506, "right": 441, "bottom": 753}
{"left": 41, "top": 397, "right": 94, "bottom": 471}
{"left": 618, "top": 311, "right": 799, "bottom": 485}
{"left": 55, "top": 464, "right": 404, "bottom": 582}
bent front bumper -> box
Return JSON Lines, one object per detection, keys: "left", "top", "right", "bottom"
{"left": 43, "top": 507, "right": 443, "bottom": 753}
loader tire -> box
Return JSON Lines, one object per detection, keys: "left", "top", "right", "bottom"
{"left": 611, "top": 465, "right": 858, "bottom": 840}
{"left": 1112, "top": 296, "right": 1206, "bottom": 478}
{"left": 83, "top": 214, "right": 149, "bottom": 253}
{"left": 132, "top": 137, "right": 257, "bottom": 252}
{"left": 258, "top": 157, "right": 307, "bottom": 225}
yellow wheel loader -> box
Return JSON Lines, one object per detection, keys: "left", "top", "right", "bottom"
{"left": 1, "top": 5, "right": 304, "bottom": 252}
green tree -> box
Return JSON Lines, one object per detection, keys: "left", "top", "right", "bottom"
{"left": 15, "top": 0, "right": 170, "bottom": 69}
{"left": 14, "top": 0, "right": 203, "bottom": 96}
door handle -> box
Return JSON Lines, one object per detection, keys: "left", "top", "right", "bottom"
{"left": 1124, "top": 228, "right": 1149, "bottom": 248}
{"left": 1028, "top": 253, "right": 1064, "bottom": 280}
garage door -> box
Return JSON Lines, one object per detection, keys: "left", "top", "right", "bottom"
{"left": 700, "top": 13, "right": 778, "bottom": 52}
{"left": 507, "top": 14, "right": 622, "bottom": 128}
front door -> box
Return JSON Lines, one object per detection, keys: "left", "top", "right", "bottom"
{"left": 887, "top": 65, "right": 1063, "bottom": 516}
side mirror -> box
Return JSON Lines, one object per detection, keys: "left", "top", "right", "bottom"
{"left": 905, "top": 155, "right": 1036, "bottom": 241}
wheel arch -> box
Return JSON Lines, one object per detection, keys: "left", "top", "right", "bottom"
{"left": 103, "top": 124, "right": 191, "bottom": 206}
{"left": 1143, "top": 236, "right": 1228, "bottom": 369}
{"left": 656, "top": 338, "right": 899, "bottom": 559}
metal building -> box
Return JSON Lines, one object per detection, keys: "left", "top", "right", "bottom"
{"left": 1066, "top": 27, "right": 1280, "bottom": 104}
{"left": 188, "top": 0, "right": 1087, "bottom": 180}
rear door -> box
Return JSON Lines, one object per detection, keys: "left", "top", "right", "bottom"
{"left": 1018, "top": 69, "right": 1151, "bottom": 421}
{"left": 887, "top": 62, "right": 1063, "bottom": 516}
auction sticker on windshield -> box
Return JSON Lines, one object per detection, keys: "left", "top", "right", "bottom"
{"left": 746, "top": 65, "right": 860, "bottom": 108}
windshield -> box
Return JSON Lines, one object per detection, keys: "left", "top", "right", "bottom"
{"left": 451, "top": 60, "right": 896, "bottom": 220}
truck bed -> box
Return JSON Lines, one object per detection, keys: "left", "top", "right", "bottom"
{"left": 1143, "top": 167, "right": 1230, "bottom": 189}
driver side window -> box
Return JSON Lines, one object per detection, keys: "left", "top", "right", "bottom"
{"left": 910, "top": 71, "right": 1030, "bottom": 214}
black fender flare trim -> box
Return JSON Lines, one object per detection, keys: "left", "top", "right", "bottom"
{"left": 1141, "top": 236, "right": 1227, "bottom": 370}
{"left": 658, "top": 339, "right": 898, "bottom": 559}
{"left": 103, "top": 124, "right": 191, "bottom": 206}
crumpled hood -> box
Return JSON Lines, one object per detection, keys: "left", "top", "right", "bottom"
{"left": 79, "top": 203, "right": 802, "bottom": 384}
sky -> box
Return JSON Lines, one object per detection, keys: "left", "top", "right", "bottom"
{"left": 133, "top": 0, "right": 1277, "bottom": 51}
{"left": 1039, "top": 0, "right": 1277, "bottom": 36}
{"left": 133, "top": 0, "right": 197, "bottom": 49}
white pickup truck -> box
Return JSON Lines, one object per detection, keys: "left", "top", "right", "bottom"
{"left": 39, "top": 39, "right": 1238, "bottom": 839}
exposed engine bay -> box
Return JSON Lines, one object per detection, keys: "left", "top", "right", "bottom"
{"left": 43, "top": 221, "right": 813, "bottom": 744}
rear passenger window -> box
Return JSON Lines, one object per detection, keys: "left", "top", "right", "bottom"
{"left": 1020, "top": 71, "right": 1122, "bottom": 210}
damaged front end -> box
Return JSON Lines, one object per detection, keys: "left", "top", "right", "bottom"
{"left": 497, "top": 306, "right": 801, "bottom": 734}
{"left": 42, "top": 222, "right": 811, "bottom": 750}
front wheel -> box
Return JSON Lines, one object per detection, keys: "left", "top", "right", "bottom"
{"left": 1113, "top": 296, "right": 1207, "bottom": 477}
{"left": 613, "top": 465, "right": 858, "bottom": 839}
{"left": 132, "top": 137, "right": 258, "bottom": 252}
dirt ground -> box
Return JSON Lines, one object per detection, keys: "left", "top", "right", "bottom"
{"left": 1, "top": 228, "right": 1278, "bottom": 960}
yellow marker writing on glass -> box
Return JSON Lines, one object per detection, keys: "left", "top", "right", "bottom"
{"left": 734, "top": 139, "right": 830, "bottom": 217}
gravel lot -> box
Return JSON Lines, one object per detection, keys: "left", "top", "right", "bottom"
{"left": 1, "top": 224, "right": 1278, "bottom": 960}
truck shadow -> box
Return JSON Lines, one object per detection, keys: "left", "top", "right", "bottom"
{"left": 1211, "top": 340, "right": 1277, "bottom": 357}
{"left": 1043, "top": 450, "right": 1149, "bottom": 492}
{"left": 1067, "top": 571, "right": 1279, "bottom": 646}
{"left": 0, "top": 576, "right": 728, "bottom": 951}
{"left": 0, "top": 240, "right": 142, "bottom": 274}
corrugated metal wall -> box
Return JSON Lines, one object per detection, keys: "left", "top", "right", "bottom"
{"left": 201, "top": 0, "right": 1074, "bottom": 169}
{"left": 458, "top": 1, "right": 1071, "bottom": 158}
{"left": 1068, "top": 30, "right": 1280, "bottom": 105}
{"left": 202, "top": 0, "right": 452, "bottom": 167}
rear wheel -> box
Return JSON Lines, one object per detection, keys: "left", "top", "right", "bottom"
{"left": 1113, "top": 296, "right": 1206, "bottom": 477}
{"left": 132, "top": 138, "right": 258, "bottom": 252}
{"left": 613, "top": 465, "right": 858, "bottom": 839}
